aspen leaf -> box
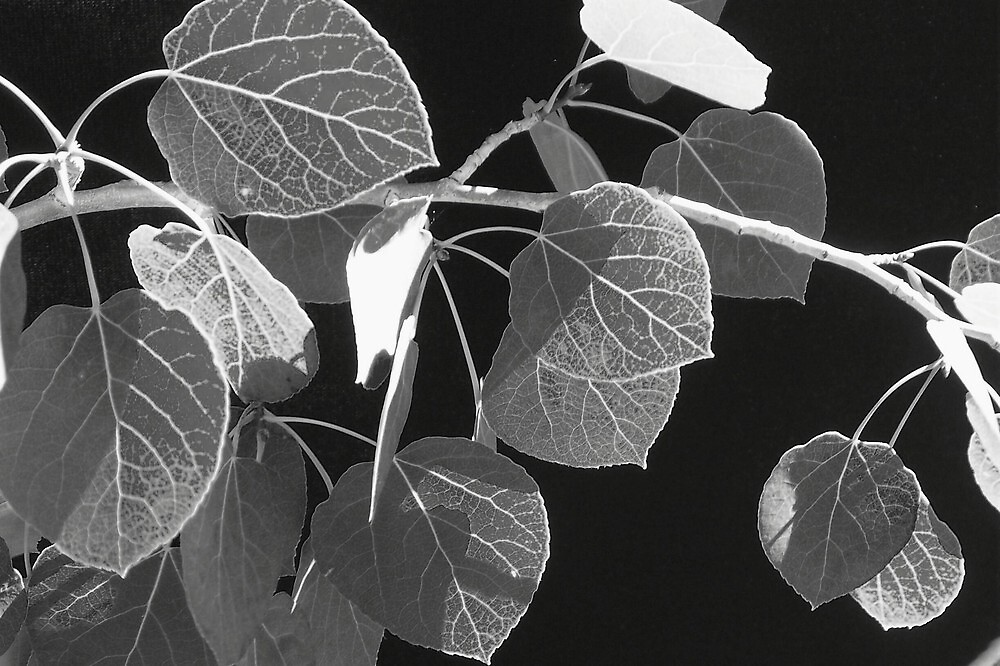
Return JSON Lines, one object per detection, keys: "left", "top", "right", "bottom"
{"left": 580, "top": 0, "right": 770, "bottom": 110}
{"left": 0, "top": 206, "right": 25, "bottom": 394}
{"left": 0, "top": 537, "right": 25, "bottom": 656}
{"left": 955, "top": 282, "right": 1000, "bottom": 341}
{"left": 528, "top": 108, "right": 608, "bottom": 193}
{"left": 346, "top": 197, "right": 432, "bottom": 389}
{"left": 966, "top": 398, "right": 1000, "bottom": 514}
{"left": 949, "top": 213, "right": 1000, "bottom": 290}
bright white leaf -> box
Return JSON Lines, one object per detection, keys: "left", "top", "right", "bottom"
{"left": 955, "top": 282, "right": 1000, "bottom": 341}
{"left": 966, "top": 397, "right": 1000, "bottom": 513}
{"left": 129, "top": 222, "right": 319, "bottom": 403}
{"left": 851, "top": 496, "right": 963, "bottom": 629}
{"left": 346, "top": 197, "right": 432, "bottom": 389}
{"left": 580, "top": 0, "right": 770, "bottom": 110}
{"left": 0, "top": 206, "right": 25, "bottom": 394}
{"left": 949, "top": 213, "right": 1000, "bottom": 291}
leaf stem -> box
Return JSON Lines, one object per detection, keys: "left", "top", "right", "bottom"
{"left": 542, "top": 54, "right": 609, "bottom": 115}
{"left": 265, "top": 414, "right": 335, "bottom": 496}
{"left": 444, "top": 225, "right": 542, "bottom": 245}
{"left": 270, "top": 415, "right": 377, "bottom": 448}
{"left": 65, "top": 69, "right": 173, "bottom": 145}
{"left": 0, "top": 74, "right": 66, "bottom": 147}
{"left": 568, "top": 38, "right": 593, "bottom": 88}
{"left": 564, "top": 99, "right": 683, "bottom": 138}
{"left": 851, "top": 360, "right": 942, "bottom": 444}
{"left": 437, "top": 241, "right": 511, "bottom": 279}
{"left": 70, "top": 209, "right": 102, "bottom": 309}
{"left": 903, "top": 262, "right": 962, "bottom": 302}
{"left": 888, "top": 362, "right": 942, "bottom": 448}
{"left": 3, "top": 161, "right": 49, "bottom": 208}
{"left": 0, "top": 154, "right": 51, "bottom": 190}
{"left": 432, "top": 262, "right": 482, "bottom": 419}
{"left": 22, "top": 523, "right": 32, "bottom": 583}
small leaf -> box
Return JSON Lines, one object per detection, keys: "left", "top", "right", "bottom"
{"left": 130, "top": 222, "right": 319, "bottom": 403}
{"left": 483, "top": 182, "right": 711, "bottom": 467}
{"left": 246, "top": 205, "right": 381, "bottom": 304}
{"left": 311, "top": 437, "right": 550, "bottom": 665}
{"left": 624, "top": 0, "right": 729, "bottom": 104}
{"left": 291, "top": 540, "right": 383, "bottom": 666}
{"left": 182, "top": 416, "right": 306, "bottom": 666}
{"left": 236, "top": 594, "right": 314, "bottom": 666}
{"left": 966, "top": 398, "right": 1000, "bottom": 513}
{"left": 370, "top": 315, "right": 418, "bottom": 522}
{"left": 346, "top": 197, "right": 433, "bottom": 389}
{"left": 642, "top": 109, "right": 827, "bottom": 300}
{"left": 148, "top": 0, "right": 437, "bottom": 216}
{"left": 580, "top": 0, "right": 770, "bottom": 110}
{"left": 0, "top": 206, "right": 25, "bottom": 394}
{"left": 758, "top": 432, "right": 921, "bottom": 608}
{"left": 528, "top": 108, "right": 608, "bottom": 193}
{"left": 0, "top": 289, "right": 229, "bottom": 575}
{"left": 949, "top": 213, "right": 1000, "bottom": 290}
{"left": 27, "top": 546, "right": 215, "bottom": 665}
{"left": 955, "top": 282, "right": 1000, "bottom": 341}
{"left": 851, "top": 495, "right": 963, "bottom": 629}
{"left": 0, "top": 537, "right": 26, "bottom": 655}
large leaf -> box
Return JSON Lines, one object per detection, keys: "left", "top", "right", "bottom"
{"left": 955, "top": 282, "right": 1000, "bottom": 341}
{"left": 291, "top": 540, "right": 383, "bottom": 666}
{"left": 966, "top": 398, "right": 1000, "bottom": 513}
{"left": 182, "top": 416, "right": 306, "bottom": 665}
{"left": 528, "top": 108, "right": 608, "bottom": 193}
{"left": 483, "top": 182, "right": 711, "bottom": 467}
{"left": 758, "top": 432, "right": 921, "bottom": 608}
{"left": 0, "top": 206, "right": 25, "bottom": 393}
{"left": 129, "top": 222, "right": 319, "bottom": 403}
{"left": 0, "top": 289, "right": 229, "bottom": 575}
{"left": 148, "top": 0, "right": 437, "bottom": 217}
{"left": 346, "top": 197, "right": 432, "bottom": 389}
{"left": 236, "top": 594, "right": 314, "bottom": 666}
{"left": 949, "top": 213, "right": 1000, "bottom": 290}
{"left": 624, "top": 0, "right": 729, "bottom": 104}
{"left": 311, "top": 437, "right": 550, "bottom": 664}
{"left": 246, "top": 205, "right": 381, "bottom": 304}
{"left": 642, "top": 109, "right": 827, "bottom": 300}
{"left": 580, "top": 0, "right": 769, "bottom": 110}
{"left": 26, "top": 546, "right": 215, "bottom": 665}
{"left": 0, "top": 491, "right": 39, "bottom": 560}
{"left": 0, "top": 537, "right": 26, "bottom": 656}
{"left": 851, "top": 495, "right": 963, "bottom": 629}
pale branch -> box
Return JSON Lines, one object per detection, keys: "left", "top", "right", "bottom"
{"left": 446, "top": 112, "right": 546, "bottom": 186}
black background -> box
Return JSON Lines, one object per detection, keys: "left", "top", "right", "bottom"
{"left": 1, "top": 1, "right": 998, "bottom": 664}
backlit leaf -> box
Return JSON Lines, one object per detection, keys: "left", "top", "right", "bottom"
{"left": 966, "top": 398, "right": 1000, "bottom": 513}
{"left": 0, "top": 537, "right": 26, "bottom": 656}
{"left": 624, "top": 0, "right": 728, "bottom": 104}
{"left": 528, "top": 109, "right": 608, "bottom": 193}
{"left": 129, "top": 222, "right": 319, "bottom": 403}
{"left": 580, "top": 0, "right": 769, "bottom": 110}
{"left": 758, "top": 432, "right": 920, "bottom": 608}
{"left": 949, "top": 213, "right": 1000, "bottom": 290}
{"left": 483, "top": 182, "right": 711, "bottom": 467}
{"left": 291, "top": 540, "right": 383, "bottom": 666}
{"left": 246, "top": 205, "right": 381, "bottom": 304}
{"left": 148, "top": 0, "right": 437, "bottom": 216}
{"left": 473, "top": 380, "right": 497, "bottom": 452}
{"left": 0, "top": 491, "right": 39, "bottom": 560}
{"left": 27, "top": 546, "right": 215, "bottom": 665}
{"left": 182, "top": 416, "right": 306, "bottom": 665}
{"left": 851, "top": 496, "right": 963, "bottom": 629}
{"left": 0, "top": 206, "right": 25, "bottom": 394}
{"left": 0, "top": 289, "right": 229, "bottom": 575}
{"left": 236, "top": 594, "right": 314, "bottom": 666}
{"left": 311, "top": 437, "right": 550, "bottom": 665}
{"left": 346, "top": 197, "right": 432, "bottom": 389}
{"left": 642, "top": 109, "right": 827, "bottom": 300}
{"left": 955, "top": 282, "right": 1000, "bottom": 341}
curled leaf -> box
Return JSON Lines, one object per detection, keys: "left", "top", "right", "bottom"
{"left": 528, "top": 108, "right": 608, "bottom": 193}
{"left": 955, "top": 282, "right": 1000, "bottom": 341}
{"left": 0, "top": 206, "right": 25, "bottom": 393}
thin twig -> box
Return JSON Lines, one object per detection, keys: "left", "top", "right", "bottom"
{"left": 448, "top": 114, "right": 546, "bottom": 186}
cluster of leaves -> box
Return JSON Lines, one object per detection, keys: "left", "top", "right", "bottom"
{"left": 0, "top": 0, "right": 995, "bottom": 664}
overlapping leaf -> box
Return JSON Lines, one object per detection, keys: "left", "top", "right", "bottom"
{"left": 130, "top": 222, "right": 319, "bottom": 403}
{"left": 955, "top": 282, "right": 1000, "bottom": 341}
{"left": 0, "top": 289, "right": 229, "bottom": 575}
{"left": 482, "top": 182, "right": 711, "bottom": 467}
{"left": 528, "top": 108, "right": 607, "bottom": 193}
{"left": 27, "top": 546, "right": 215, "bottom": 665}
{"left": 246, "top": 205, "right": 381, "bottom": 303}
{"left": 0, "top": 537, "right": 26, "bottom": 655}
{"left": 966, "top": 398, "right": 1000, "bottom": 513}
{"left": 291, "top": 540, "right": 383, "bottom": 666}
{"left": 642, "top": 109, "right": 827, "bottom": 300}
{"left": 148, "top": 0, "right": 437, "bottom": 216}
{"left": 758, "top": 432, "right": 920, "bottom": 608}
{"left": 580, "top": 0, "right": 769, "bottom": 110}
{"left": 0, "top": 206, "right": 25, "bottom": 393}
{"left": 311, "top": 437, "right": 550, "bottom": 664}
{"left": 236, "top": 594, "right": 314, "bottom": 666}
{"left": 624, "top": 0, "right": 729, "bottom": 104}
{"left": 182, "top": 416, "right": 306, "bottom": 665}
{"left": 851, "top": 495, "right": 963, "bottom": 629}
{"left": 0, "top": 491, "right": 39, "bottom": 560}
{"left": 949, "top": 213, "right": 1000, "bottom": 290}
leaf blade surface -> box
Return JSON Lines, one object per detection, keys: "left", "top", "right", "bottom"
{"left": 0, "top": 206, "right": 25, "bottom": 393}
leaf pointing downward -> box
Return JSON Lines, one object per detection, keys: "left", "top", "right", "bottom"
{"left": 148, "top": 0, "right": 437, "bottom": 217}
{"left": 0, "top": 206, "right": 25, "bottom": 393}
{"left": 130, "top": 222, "right": 319, "bottom": 403}
{"left": 528, "top": 108, "right": 608, "bottom": 193}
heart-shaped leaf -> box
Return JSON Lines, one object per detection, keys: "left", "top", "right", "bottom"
{"left": 182, "top": 415, "right": 306, "bottom": 665}
{"left": 528, "top": 108, "right": 607, "bottom": 193}
{"left": 247, "top": 205, "right": 381, "bottom": 304}
{"left": 26, "top": 546, "right": 214, "bottom": 665}
{"left": 949, "top": 213, "right": 1000, "bottom": 290}
{"left": 148, "top": 0, "right": 437, "bottom": 216}
{"left": 0, "top": 206, "right": 25, "bottom": 393}
{"left": 130, "top": 222, "right": 319, "bottom": 403}
{"left": 346, "top": 197, "right": 432, "bottom": 389}
{"left": 966, "top": 398, "right": 1000, "bottom": 513}
{"left": 851, "top": 495, "right": 963, "bottom": 629}
{"left": 0, "top": 537, "right": 26, "bottom": 656}
{"left": 483, "top": 182, "right": 711, "bottom": 467}
{"left": 642, "top": 109, "right": 827, "bottom": 300}
{"left": 311, "top": 437, "right": 550, "bottom": 665}
{"left": 0, "top": 289, "right": 229, "bottom": 575}
{"left": 236, "top": 594, "right": 314, "bottom": 666}
{"left": 580, "top": 0, "right": 769, "bottom": 110}
{"left": 758, "top": 432, "right": 921, "bottom": 608}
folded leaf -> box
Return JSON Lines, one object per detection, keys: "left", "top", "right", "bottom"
{"left": 528, "top": 109, "right": 607, "bottom": 193}
{"left": 955, "top": 282, "right": 1000, "bottom": 341}
{"left": 148, "top": 0, "right": 437, "bottom": 216}
{"left": 642, "top": 109, "right": 827, "bottom": 300}
{"left": 949, "top": 213, "right": 1000, "bottom": 290}
{"left": 130, "top": 222, "right": 319, "bottom": 403}
{"left": 0, "top": 537, "right": 25, "bottom": 656}
{"left": 0, "top": 206, "right": 25, "bottom": 393}
{"left": 346, "top": 197, "right": 433, "bottom": 389}
{"left": 580, "top": 0, "right": 769, "bottom": 110}
{"left": 966, "top": 397, "right": 1000, "bottom": 513}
